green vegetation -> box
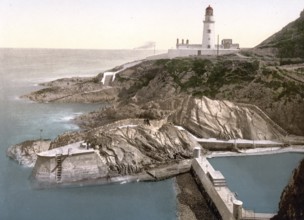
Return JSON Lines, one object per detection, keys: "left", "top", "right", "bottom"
{"left": 278, "top": 81, "right": 304, "bottom": 99}
{"left": 34, "top": 87, "right": 58, "bottom": 95}
{"left": 150, "top": 58, "right": 304, "bottom": 102}
{"left": 120, "top": 57, "right": 304, "bottom": 104}
{"left": 116, "top": 74, "right": 130, "bottom": 82}
{"left": 258, "top": 14, "right": 304, "bottom": 58}
{"left": 279, "top": 58, "right": 304, "bottom": 66}
{"left": 161, "top": 58, "right": 259, "bottom": 98}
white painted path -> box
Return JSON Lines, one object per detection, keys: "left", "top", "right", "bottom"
{"left": 101, "top": 60, "right": 143, "bottom": 85}
{"left": 175, "top": 126, "right": 283, "bottom": 146}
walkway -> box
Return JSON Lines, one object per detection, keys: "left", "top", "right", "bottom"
{"left": 175, "top": 126, "right": 283, "bottom": 146}
{"left": 101, "top": 60, "right": 143, "bottom": 85}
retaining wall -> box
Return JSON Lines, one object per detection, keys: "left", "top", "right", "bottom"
{"left": 200, "top": 142, "right": 282, "bottom": 151}
{"left": 168, "top": 49, "right": 239, "bottom": 58}
{"left": 32, "top": 151, "right": 108, "bottom": 184}
{"left": 192, "top": 158, "right": 235, "bottom": 220}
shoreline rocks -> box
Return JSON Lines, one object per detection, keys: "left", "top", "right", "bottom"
{"left": 272, "top": 159, "right": 304, "bottom": 220}
{"left": 8, "top": 91, "right": 293, "bottom": 185}
{"left": 6, "top": 140, "right": 51, "bottom": 167}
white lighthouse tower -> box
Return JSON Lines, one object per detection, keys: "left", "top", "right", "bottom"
{"left": 202, "top": 5, "right": 215, "bottom": 49}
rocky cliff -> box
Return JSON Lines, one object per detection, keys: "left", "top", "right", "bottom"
{"left": 6, "top": 140, "right": 51, "bottom": 167}
{"left": 84, "top": 120, "right": 196, "bottom": 176}
{"left": 22, "top": 77, "right": 118, "bottom": 103}
{"left": 272, "top": 159, "right": 304, "bottom": 220}
{"left": 16, "top": 22, "right": 304, "bottom": 185}
{"left": 7, "top": 93, "right": 288, "bottom": 181}
{"left": 7, "top": 11, "right": 304, "bottom": 215}
{"left": 63, "top": 57, "right": 304, "bottom": 136}
{"left": 75, "top": 95, "right": 286, "bottom": 179}
{"left": 169, "top": 96, "right": 284, "bottom": 140}
{"left": 256, "top": 9, "right": 304, "bottom": 58}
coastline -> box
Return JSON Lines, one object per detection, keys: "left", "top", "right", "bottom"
{"left": 7, "top": 50, "right": 304, "bottom": 220}
{"left": 30, "top": 159, "right": 192, "bottom": 189}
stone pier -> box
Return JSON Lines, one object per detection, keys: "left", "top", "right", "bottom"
{"left": 192, "top": 156, "right": 276, "bottom": 220}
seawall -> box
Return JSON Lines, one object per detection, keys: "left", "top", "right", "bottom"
{"left": 191, "top": 147, "right": 304, "bottom": 220}
{"left": 31, "top": 157, "right": 192, "bottom": 188}
{"left": 32, "top": 151, "right": 108, "bottom": 184}
{"left": 192, "top": 158, "right": 235, "bottom": 220}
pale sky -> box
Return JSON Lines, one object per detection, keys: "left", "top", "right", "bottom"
{"left": 0, "top": 0, "right": 304, "bottom": 50}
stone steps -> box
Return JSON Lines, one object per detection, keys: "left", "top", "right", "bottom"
{"left": 212, "top": 179, "right": 227, "bottom": 187}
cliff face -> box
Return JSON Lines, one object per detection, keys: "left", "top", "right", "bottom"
{"left": 23, "top": 57, "right": 304, "bottom": 136}
{"left": 29, "top": 119, "right": 196, "bottom": 185}
{"left": 8, "top": 93, "right": 288, "bottom": 181}
{"left": 170, "top": 96, "right": 284, "bottom": 140}
{"left": 34, "top": 95, "right": 285, "bottom": 180}
{"left": 73, "top": 94, "right": 286, "bottom": 144}
{"left": 84, "top": 120, "right": 196, "bottom": 176}
{"left": 70, "top": 58, "right": 304, "bottom": 136}
{"left": 272, "top": 159, "right": 304, "bottom": 220}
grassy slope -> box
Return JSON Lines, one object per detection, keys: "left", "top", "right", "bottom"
{"left": 112, "top": 57, "right": 304, "bottom": 136}
{"left": 257, "top": 10, "right": 304, "bottom": 58}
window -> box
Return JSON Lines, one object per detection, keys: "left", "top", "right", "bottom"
{"left": 208, "top": 29, "right": 211, "bottom": 33}
{"left": 208, "top": 45, "right": 211, "bottom": 49}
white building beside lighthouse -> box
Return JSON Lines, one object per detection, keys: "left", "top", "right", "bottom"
{"left": 163, "top": 5, "right": 240, "bottom": 59}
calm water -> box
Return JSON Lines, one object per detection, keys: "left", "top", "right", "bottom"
{"left": 0, "top": 48, "right": 176, "bottom": 220}
{"left": 209, "top": 152, "right": 304, "bottom": 213}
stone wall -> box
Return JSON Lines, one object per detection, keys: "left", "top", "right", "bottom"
{"left": 32, "top": 151, "right": 108, "bottom": 184}
{"left": 168, "top": 49, "right": 239, "bottom": 58}
{"left": 192, "top": 158, "right": 235, "bottom": 220}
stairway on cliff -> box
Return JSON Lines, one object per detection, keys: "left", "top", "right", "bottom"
{"left": 103, "top": 75, "right": 114, "bottom": 86}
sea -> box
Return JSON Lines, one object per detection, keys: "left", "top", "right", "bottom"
{"left": 0, "top": 48, "right": 177, "bottom": 220}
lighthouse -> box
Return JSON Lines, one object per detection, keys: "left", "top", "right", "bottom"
{"left": 202, "top": 5, "right": 215, "bottom": 49}
{"left": 165, "top": 4, "right": 239, "bottom": 59}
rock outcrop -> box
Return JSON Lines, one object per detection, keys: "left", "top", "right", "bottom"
{"left": 22, "top": 76, "right": 118, "bottom": 103}
{"left": 14, "top": 54, "right": 304, "bottom": 185}
{"left": 170, "top": 96, "right": 284, "bottom": 140}
{"left": 30, "top": 119, "right": 196, "bottom": 185}
{"left": 272, "top": 159, "right": 304, "bottom": 220}
{"left": 22, "top": 57, "right": 304, "bottom": 136}
{"left": 9, "top": 93, "right": 288, "bottom": 184}
{"left": 84, "top": 120, "right": 197, "bottom": 176}
{"left": 6, "top": 140, "right": 51, "bottom": 167}
{"left": 74, "top": 95, "right": 287, "bottom": 143}
{"left": 24, "top": 95, "right": 288, "bottom": 184}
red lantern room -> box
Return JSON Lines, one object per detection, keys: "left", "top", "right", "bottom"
{"left": 205, "top": 5, "right": 213, "bottom": 16}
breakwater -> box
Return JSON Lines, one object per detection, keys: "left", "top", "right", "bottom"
{"left": 192, "top": 147, "right": 304, "bottom": 219}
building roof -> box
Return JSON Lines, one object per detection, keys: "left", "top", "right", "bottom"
{"left": 205, "top": 5, "right": 213, "bottom": 16}
{"left": 206, "top": 5, "right": 213, "bottom": 11}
